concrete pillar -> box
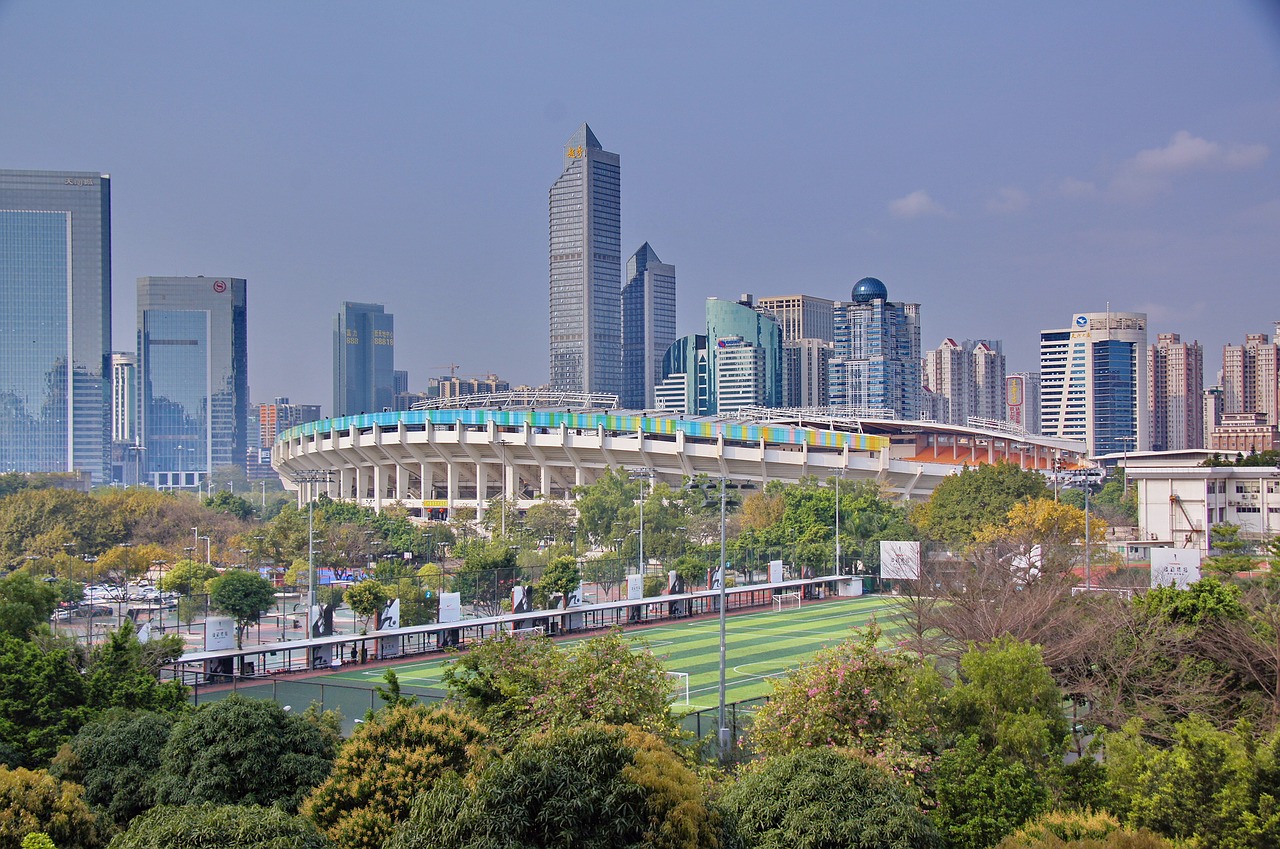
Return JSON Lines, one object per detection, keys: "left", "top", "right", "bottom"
{"left": 476, "top": 462, "right": 489, "bottom": 517}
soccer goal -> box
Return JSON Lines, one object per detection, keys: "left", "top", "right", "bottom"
{"left": 772, "top": 591, "right": 803, "bottom": 612}
{"left": 511, "top": 625, "right": 546, "bottom": 639}
{"left": 665, "top": 671, "right": 690, "bottom": 706}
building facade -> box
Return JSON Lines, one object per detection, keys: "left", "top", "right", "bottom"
{"left": 756, "top": 294, "right": 835, "bottom": 343}
{"left": 1005, "top": 373, "right": 1042, "bottom": 434}
{"left": 333, "top": 302, "right": 395, "bottom": 417}
{"left": 111, "top": 352, "right": 138, "bottom": 444}
{"left": 783, "top": 338, "right": 832, "bottom": 408}
{"left": 1149, "top": 332, "right": 1205, "bottom": 451}
{"left": 137, "top": 276, "right": 248, "bottom": 490}
{"left": 621, "top": 243, "right": 675, "bottom": 408}
{"left": 830, "top": 278, "right": 921, "bottom": 419}
{"left": 0, "top": 169, "right": 112, "bottom": 482}
{"left": 1222, "top": 326, "right": 1280, "bottom": 427}
{"left": 1039, "top": 311, "right": 1149, "bottom": 455}
{"left": 549, "top": 123, "right": 622, "bottom": 396}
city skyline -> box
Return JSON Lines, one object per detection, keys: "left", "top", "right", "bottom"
{"left": 1, "top": 3, "right": 1277, "bottom": 411}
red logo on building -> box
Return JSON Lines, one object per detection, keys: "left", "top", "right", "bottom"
{"left": 213, "top": 280, "right": 227, "bottom": 293}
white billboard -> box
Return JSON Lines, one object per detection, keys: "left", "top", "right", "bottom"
{"left": 626, "top": 574, "right": 645, "bottom": 600}
{"left": 769, "top": 559, "right": 785, "bottom": 584}
{"left": 879, "top": 541, "right": 922, "bottom": 580}
{"left": 438, "top": 591, "right": 462, "bottom": 623}
{"left": 205, "top": 616, "right": 236, "bottom": 651}
{"left": 1151, "top": 548, "right": 1202, "bottom": 590}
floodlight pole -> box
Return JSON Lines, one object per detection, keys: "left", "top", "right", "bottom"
{"left": 1084, "top": 477, "right": 1091, "bottom": 590}
{"left": 292, "top": 470, "right": 335, "bottom": 626}
{"left": 834, "top": 474, "right": 841, "bottom": 574}
{"left": 718, "top": 475, "right": 728, "bottom": 759}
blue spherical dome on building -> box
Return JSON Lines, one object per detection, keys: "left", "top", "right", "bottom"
{"left": 851, "top": 277, "right": 888, "bottom": 303}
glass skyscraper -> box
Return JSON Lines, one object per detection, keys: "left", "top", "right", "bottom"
{"left": 830, "top": 278, "right": 922, "bottom": 419}
{"left": 549, "top": 123, "right": 622, "bottom": 396}
{"left": 333, "top": 302, "right": 395, "bottom": 417}
{"left": 0, "top": 170, "right": 112, "bottom": 483}
{"left": 137, "top": 276, "right": 248, "bottom": 490}
{"left": 621, "top": 243, "right": 675, "bottom": 409}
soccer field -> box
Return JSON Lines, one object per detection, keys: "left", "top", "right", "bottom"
{"left": 318, "top": 594, "right": 902, "bottom": 711}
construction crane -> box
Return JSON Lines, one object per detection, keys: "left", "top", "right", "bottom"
{"left": 428, "top": 363, "right": 461, "bottom": 379}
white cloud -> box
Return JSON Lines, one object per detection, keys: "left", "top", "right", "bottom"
{"left": 1109, "top": 130, "right": 1269, "bottom": 201}
{"left": 1058, "top": 177, "right": 1097, "bottom": 199}
{"left": 986, "top": 186, "right": 1029, "bottom": 214}
{"left": 889, "top": 189, "right": 948, "bottom": 219}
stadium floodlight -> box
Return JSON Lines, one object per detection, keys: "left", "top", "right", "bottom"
{"left": 292, "top": 470, "right": 335, "bottom": 619}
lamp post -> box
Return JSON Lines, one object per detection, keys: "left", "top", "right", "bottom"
{"left": 200, "top": 536, "right": 211, "bottom": 566}
{"left": 292, "top": 470, "right": 336, "bottom": 625}
{"left": 629, "top": 468, "right": 655, "bottom": 577}
{"left": 834, "top": 474, "right": 841, "bottom": 575}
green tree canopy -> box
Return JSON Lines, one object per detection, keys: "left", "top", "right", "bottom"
{"left": 156, "top": 559, "right": 218, "bottom": 596}
{"left": 204, "top": 489, "right": 256, "bottom": 521}
{"left": 537, "top": 555, "right": 580, "bottom": 609}
{"left": 934, "top": 734, "right": 1049, "bottom": 849}
{"left": 0, "top": 574, "right": 58, "bottom": 640}
{"left": 82, "top": 621, "right": 187, "bottom": 715}
{"left": 107, "top": 803, "right": 327, "bottom": 849}
{"left": 720, "top": 747, "right": 941, "bottom": 849}
{"left": 151, "top": 694, "right": 336, "bottom": 811}
{"left": 208, "top": 570, "right": 277, "bottom": 648}
{"left": 301, "top": 703, "right": 491, "bottom": 849}
{"left": 914, "top": 462, "right": 1049, "bottom": 546}
{"left": 52, "top": 709, "right": 174, "bottom": 826}
{"left": 344, "top": 579, "right": 390, "bottom": 633}
{"left": 385, "top": 724, "right": 721, "bottom": 849}
{"left": 0, "top": 634, "right": 86, "bottom": 767}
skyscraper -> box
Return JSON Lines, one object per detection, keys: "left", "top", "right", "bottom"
{"left": 1039, "top": 310, "right": 1148, "bottom": 455}
{"left": 0, "top": 169, "right": 112, "bottom": 483}
{"left": 1222, "top": 325, "right": 1280, "bottom": 427}
{"left": 756, "top": 295, "right": 835, "bottom": 343}
{"left": 621, "top": 243, "right": 675, "bottom": 408}
{"left": 137, "top": 276, "right": 248, "bottom": 490}
{"left": 830, "top": 278, "right": 921, "bottom": 419}
{"left": 1149, "top": 332, "right": 1204, "bottom": 451}
{"left": 333, "top": 302, "right": 395, "bottom": 417}
{"left": 549, "top": 123, "right": 621, "bottom": 396}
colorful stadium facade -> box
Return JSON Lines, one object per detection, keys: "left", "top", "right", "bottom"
{"left": 272, "top": 404, "right": 1089, "bottom": 518}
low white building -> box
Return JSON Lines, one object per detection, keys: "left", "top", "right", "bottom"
{"left": 1127, "top": 463, "right": 1280, "bottom": 553}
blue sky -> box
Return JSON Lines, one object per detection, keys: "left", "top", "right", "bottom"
{"left": 2, "top": 1, "right": 1277, "bottom": 413}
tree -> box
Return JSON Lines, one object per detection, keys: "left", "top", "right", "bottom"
{"left": 52, "top": 709, "right": 174, "bottom": 826}
{"left": 0, "top": 766, "right": 103, "bottom": 849}
{"left": 82, "top": 620, "right": 187, "bottom": 714}
{"left": 157, "top": 559, "right": 217, "bottom": 596}
{"left": 385, "top": 724, "right": 722, "bottom": 849}
{"left": 996, "top": 810, "right": 1175, "bottom": 849}
{"left": 934, "top": 734, "right": 1049, "bottom": 849}
{"left": 945, "top": 637, "right": 1069, "bottom": 770}
{"left": 344, "top": 579, "right": 390, "bottom": 633}
{"left": 1205, "top": 523, "right": 1259, "bottom": 577}
{"left": 720, "top": 747, "right": 941, "bottom": 849}
{"left": 523, "top": 500, "right": 576, "bottom": 547}
{"left": 204, "top": 489, "right": 255, "bottom": 521}
{"left": 107, "top": 803, "right": 327, "bottom": 849}
{"left": 441, "top": 629, "right": 678, "bottom": 745}
{"left": 152, "top": 694, "right": 336, "bottom": 811}
{"left": 748, "top": 624, "right": 943, "bottom": 780}
{"left": 451, "top": 540, "right": 518, "bottom": 616}
{"left": 207, "top": 570, "right": 277, "bottom": 648}
{"left": 913, "top": 462, "right": 1048, "bottom": 546}
{"left": 537, "top": 555, "right": 580, "bottom": 609}
{"left": 0, "top": 574, "right": 58, "bottom": 639}
{"left": 301, "top": 703, "right": 491, "bottom": 849}
{"left": 0, "top": 634, "right": 86, "bottom": 767}
{"left": 0, "top": 489, "right": 119, "bottom": 571}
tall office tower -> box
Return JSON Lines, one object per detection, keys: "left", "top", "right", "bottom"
{"left": 393, "top": 370, "right": 409, "bottom": 398}
{"left": 1203, "top": 385, "right": 1224, "bottom": 448}
{"left": 137, "top": 276, "right": 248, "bottom": 490}
{"left": 333, "top": 302, "right": 395, "bottom": 416}
{"left": 1222, "top": 325, "right": 1280, "bottom": 426}
{"left": 783, "top": 339, "right": 832, "bottom": 407}
{"left": 1005, "top": 373, "right": 1042, "bottom": 434}
{"left": 1039, "top": 310, "right": 1148, "bottom": 455}
{"left": 0, "top": 170, "right": 112, "bottom": 482}
{"left": 549, "top": 124, "right": 622, "bottom": 396}
{"left": 1149, "top": 333, "right": 1205, "bottom": 451}
{"left": 656, "top": 296, "right": 783, "bottom": 414}
{"left": 111, "top": 353, "right": 138, "bottom": 444}
{"left": 756, "top": 294, "right": 835, "bottom": 343}
{"left": 829, "top": 278, "right": 921, "bottom": 419}
{"left": 621, "top": 243, "right": 676, "bottom": 408}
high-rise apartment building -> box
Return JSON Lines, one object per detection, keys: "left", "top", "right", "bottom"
{"left": 1204, "top": 385, "right": 1224, "bottom": 448}
{"left": 137, "top": 276, "right": 248, "bottom": 490}
{"left": 0, "top": 169, "right": 112, "bottom": 483}
{"left": 830, "top": 278, "right": 921, "bottom": 419}
{"left": 549, "top": 123, "right": 621, "bottom": 396}
{"left": 1039, "top": 311, "right": 1148, "bottom": 455}
{"left": 257, "top": 397, "right": 321, "bottom": 450}
{"left": 1222, "top": 325, "right": 1280, "bottom": 427}
{"left": 621, "top": 243, "right": 675, "bottom": 408}
{"left": 783, "top": 339, "right": 832, "bottom": 407}
{"left": 1149, "top": 332, "right": 1204, "bottom": 451}
{"left": 111, "top": 353, "right": 138, "bottom": 444}
{"left": 922, "top": 338, "right": 1006, "bottom": 426}
{"left": 333, "top": 302, "right": 395, "bottom": 417}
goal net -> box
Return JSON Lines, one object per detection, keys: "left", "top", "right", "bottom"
{"left": 772, "top": 591, "right": 802, "bottom": 612}
{"left": 665, "top": 671, "right": 690, "bottom": 706}
{"left": 511, "top": 625, "right": 546, "bottom": 639}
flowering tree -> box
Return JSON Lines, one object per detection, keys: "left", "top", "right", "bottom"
{"left": 748, "top": 623, "right": 944, "bottom": 783}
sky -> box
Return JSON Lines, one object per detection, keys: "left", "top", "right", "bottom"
{"left": 2, "top": 1, "right": 1278, "bottom": 415}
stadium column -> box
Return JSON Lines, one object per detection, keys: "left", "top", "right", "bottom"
{"left": 372, "top": 464, "right": 384, "bottom": 512}
{"left": 476, "top": 462, "right": 488, "bottom": 518}
{"left": 395, "top": 462, "right": 406, "bottom": 501}
{"left": 446, "top": 460, "right": 458, "bottom": 512}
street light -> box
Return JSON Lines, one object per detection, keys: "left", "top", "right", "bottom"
{"left": 628, "top": 468, "right": 655, "bottom": 577}
{"left": 292, "top": 470, "right": 336, "bottom": 627}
